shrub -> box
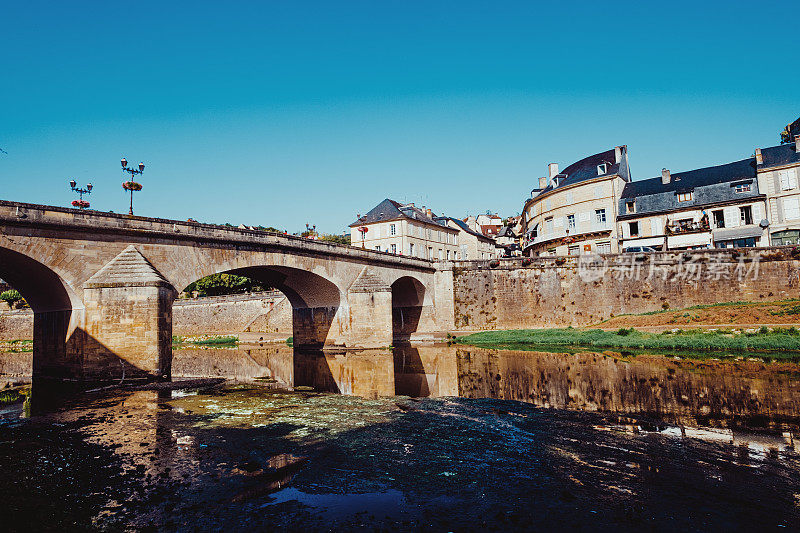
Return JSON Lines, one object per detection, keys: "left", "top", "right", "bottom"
{"left": 0, "top": 290, "right": 26, "bottom": 309}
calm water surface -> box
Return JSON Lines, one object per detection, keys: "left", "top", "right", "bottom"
{"left": 2, "top": 344, "right": 800, "bottom": 531}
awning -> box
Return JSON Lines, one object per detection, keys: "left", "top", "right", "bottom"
{"left": 622, "top": 236, "right": 664, "bottom": 247}
{"left": 667, "top": 233, "right": 712, "bottom": 247}
{"left": 712, "top": 226, "right": 765, "bottom": 242}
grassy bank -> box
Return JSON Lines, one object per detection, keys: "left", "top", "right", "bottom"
{"left": 172, "top": 335, "right": 238, "bottom": 348}
{"left": 456, "top": 327, "right": 800, "bottom": 359}
{"left": 0, "top": 340, "right": 33, "bottom": 353}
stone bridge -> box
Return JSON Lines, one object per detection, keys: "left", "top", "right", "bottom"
{"left": 0, "top": 201, "right": 454, "bottom": 383}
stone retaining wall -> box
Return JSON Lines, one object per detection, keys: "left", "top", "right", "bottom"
{"left": 452, "top": 248, "right": 800, "bottom": 330}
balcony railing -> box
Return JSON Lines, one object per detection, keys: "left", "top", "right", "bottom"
{"left": 524, "top": 221, "right": 612, "bottom": 247}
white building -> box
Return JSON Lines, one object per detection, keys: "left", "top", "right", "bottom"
{"left": 350, "top": 199, "right": 460, "bottom": 260}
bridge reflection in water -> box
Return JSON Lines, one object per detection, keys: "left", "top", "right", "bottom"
{"left": 168, "top": 344, "right": 800, "bottom": 447}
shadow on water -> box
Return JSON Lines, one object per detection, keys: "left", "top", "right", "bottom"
{"left": 4, "top": 342, "right": 800, "bottom": 529}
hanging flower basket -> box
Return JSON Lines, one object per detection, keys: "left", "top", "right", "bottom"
{"left": 122, "top": 181, "right": 142, "bottom": 191}
{"left": 358, "top": 226, "right": 368, "bottom": 234}
{"left": 71, "top": 199, "right": 90, "bottom": 209}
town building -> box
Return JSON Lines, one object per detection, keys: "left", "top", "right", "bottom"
{"left": 522, "top": 146, "right": 631, "bottom": 256}
{"left": 474, "top": 213, "right": 503, "bottom": 237}
{"left": 617, "top": 159, "right": 768, "bottom": 251}
{"left": 755, "top": 136, "right": 800, "bottom": 245}
{"left": 350, "top": 199, "right": 460, "bottom": 260}
{"left": 435, "top": 216, "right": 500, "bottom": 260}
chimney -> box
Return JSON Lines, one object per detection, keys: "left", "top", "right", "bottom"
{"left": 538, "top": 176, "right": 547, "bottom": 189}
{"left": 755, "top": 148, "right": 763, "bottom": 165}
{"left": 614, "top": 146, "right": 623, "bottom": 163}
{"left": 796, "top": 135, "right": 800, "bottom": 154}
{"left": 548, "top": 163, "right": 559, "bottom": 180}
{"left": 426, "top": 208, "right": 433, "bottom": 219}
{"left": 661, "top": 168, "right": 671, "bottom": 185}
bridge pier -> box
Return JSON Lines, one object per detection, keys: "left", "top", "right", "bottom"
{"left": 81, "top": 246, "right": 177, "bottom": 381}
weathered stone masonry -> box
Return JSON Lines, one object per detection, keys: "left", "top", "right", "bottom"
{"left": 451, "top": 249, "right": 800, "bottom": 330}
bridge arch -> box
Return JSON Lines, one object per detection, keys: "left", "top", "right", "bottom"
{"left": 391, "top": 276, "right": 427, "bottom": 342}
{"left": 175, "top": 264, "right": 343, "bottom": 349}
{"left": 0, "top": 246, "right": 83, "bottom": 381}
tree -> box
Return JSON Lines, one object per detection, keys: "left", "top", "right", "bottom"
{"left": 183, "top": 274, "right": 270, "bottom": 297}
{"left": 0, "top": 289, "right": 27, "bottom": 309}
{"left": 320, "top": 233, "right": 351, "bottom": 245}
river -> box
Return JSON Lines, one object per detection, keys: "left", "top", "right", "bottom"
{"left": 1, "top": 344, "right": 799, "bottom": 530}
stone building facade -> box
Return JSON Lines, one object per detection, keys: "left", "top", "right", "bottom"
{"left": 756, "top": 137, "right": 800, "bottom": 245}
{"left": 617, "top": 159, "right": 769, "bottom": 251}
{"left": 350, "top": 199, "right": 461, "bottom": 260}
{"left": 522, "top": 146, "right": 631, "bottom": 256}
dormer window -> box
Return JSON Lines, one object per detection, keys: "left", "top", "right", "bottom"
{"left": 597, "top": 163, "right": 608, "bottom": 175}
{"left": 626, "top": 201, "right": 635, "bottom": 214}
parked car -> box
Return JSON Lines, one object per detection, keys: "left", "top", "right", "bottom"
{"left": 623, "top": 246, "right": 657, "bottom": 253}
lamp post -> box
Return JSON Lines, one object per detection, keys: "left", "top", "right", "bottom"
{"left": 69, "top": 179, "right": 93, "bottom": 209}
{"left": 121, "top": 157, "right": 145, "bottom": 215}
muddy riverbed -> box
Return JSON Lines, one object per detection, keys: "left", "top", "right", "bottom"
{"left": 2, "top": 344, "right": 800, "bottom": 530}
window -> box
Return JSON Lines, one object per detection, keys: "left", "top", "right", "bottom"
{"left": 626, "top": 201, "right": 635, "bottom": 214}
{"left": 677, "top": 191, "right": 693, "bottom": 202}
{"left": 390, "top": 243, "right": 397, "bottom": 254}
{"left": 713, "top": 210, "right": 725, "bottom": 228}
{"left": 545, "top": 199, "right": 552, "bottom": 211}
{"left": 596, "top": 242, "right": 611, "bottom": 254}
{"left": 739, "top": 206, "right": 753, "bottom": 225}
{"left": 426, "top": 228, "right": 432, "bottom": 239}
{"left": 438, "top": 249, "right": 443, "bottom": 260}
{"left": 734, "top": 183, "right": 751, "bottom": 193}
{"left": 409, "top": 243, "right": 415, "bottom": 256}
{"left": 568, "top": 245, "right": 580, "bottom": 256}
{"left": 545, "top": 217, "right": 554, "bottom": 234}
{"left": 628, "top": 221, "right": 639, "bottom": 237}
{"left": 390, "top": 223, "right": 396, "bottom": 236}
{"left": 771, "top": 230, "right": 800, "bottom": 246}
{"left": 453, "top": 235, "right": 458, "bottom": 245}
{"left": 567, "top": 214, "right": 576, "bottom": 230}
{"left": 565, "top": 192, "right": 574, "bottom": 205}
{"left": 428, "top": 246, "right": 433, "bottom": 259}
{"left": 595, "top": 209, "right": 606, "bottom": 224}
{"left": 780, "top": 170, "right": 797, "bottom": 191}
{"left": 446, "top": 250, "right": 451, "bottom": 260}
{"left": 597, "top": 163, "right": 608, "bottom": 175}
{"left": 784, "top": 197, "right": 800, "bottom": 220}
{"left": 375, "top": 245, "right": 381, "bottom": 251}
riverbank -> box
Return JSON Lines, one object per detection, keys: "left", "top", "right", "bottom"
{"left": 456, "top": 326, "right": 800, "bottom": 359}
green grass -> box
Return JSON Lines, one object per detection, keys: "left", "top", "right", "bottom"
{"left": 172, "top": 335, "right": 238, "bottom": 348}
{"left": 456, "top": 327, "right": 800, "bottom": 359}
{"left": 605, "top": 299, "right": 800, "bottom": 319}
{"left": 0, "top": 340, "right": 33, "bottom": 353}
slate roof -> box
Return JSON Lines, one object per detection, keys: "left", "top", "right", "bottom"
{"left": 620, "top": 158, "right": 757, "bottom": 199}
{"left": 535, "top": 147, "right": 630, "bottom": 197}
{"left": 497, "top": 225, "right": 516, "bottom": 238}
{"left": 758, "top": 143, "right": 800, "bottom": 170}
{"left": 350, "top": 198, "right": 442, "bottom": 227}
{"left": 435, "top": 216, "right": 493, "bottom": 241}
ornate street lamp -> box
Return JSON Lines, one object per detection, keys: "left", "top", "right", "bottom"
{"left": 69, "top": 179, "right": 93, "bottom": 209}
{"left": 357, "top": 226, "right": 368, "bottom": 248}
{"left": 121, "top": 158, "right": 145, "bottom": 215}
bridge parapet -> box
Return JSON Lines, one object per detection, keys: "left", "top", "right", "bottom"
{"left": 0, "top": 200, "right": 435, "bottom": 272}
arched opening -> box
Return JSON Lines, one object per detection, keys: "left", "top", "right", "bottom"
{"left": 0, "top": 246, "right": 81, "bottom": 384}
{"left": 391, "top": 276, "right": 425, "bottom": 343}
{"left": 174, "top": 265, "right": 342, "bottom": 351}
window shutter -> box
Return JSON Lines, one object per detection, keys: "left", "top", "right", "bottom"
{"left": 724, "top": 206, "right": 739, "bottom": 227}
{"left": 752, "top": 203, "right": 762, "bottom": 222}
{"left": 783, "top": 197, "right": 800, "bottom": 220}
{"left": 650, "top": 218, "right": 661, "bottom": 236}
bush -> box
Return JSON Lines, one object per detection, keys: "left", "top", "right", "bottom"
{"left": 0, "top": 290, "right": 26, "bottom": 309}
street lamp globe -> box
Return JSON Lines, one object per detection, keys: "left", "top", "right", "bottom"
{"left": 121, "top": 158, "right": 128, "bottom": 168}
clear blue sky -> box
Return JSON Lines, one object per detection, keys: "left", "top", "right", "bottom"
{"left": 2, "top": 1, "right": 797, "bottom": 234}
